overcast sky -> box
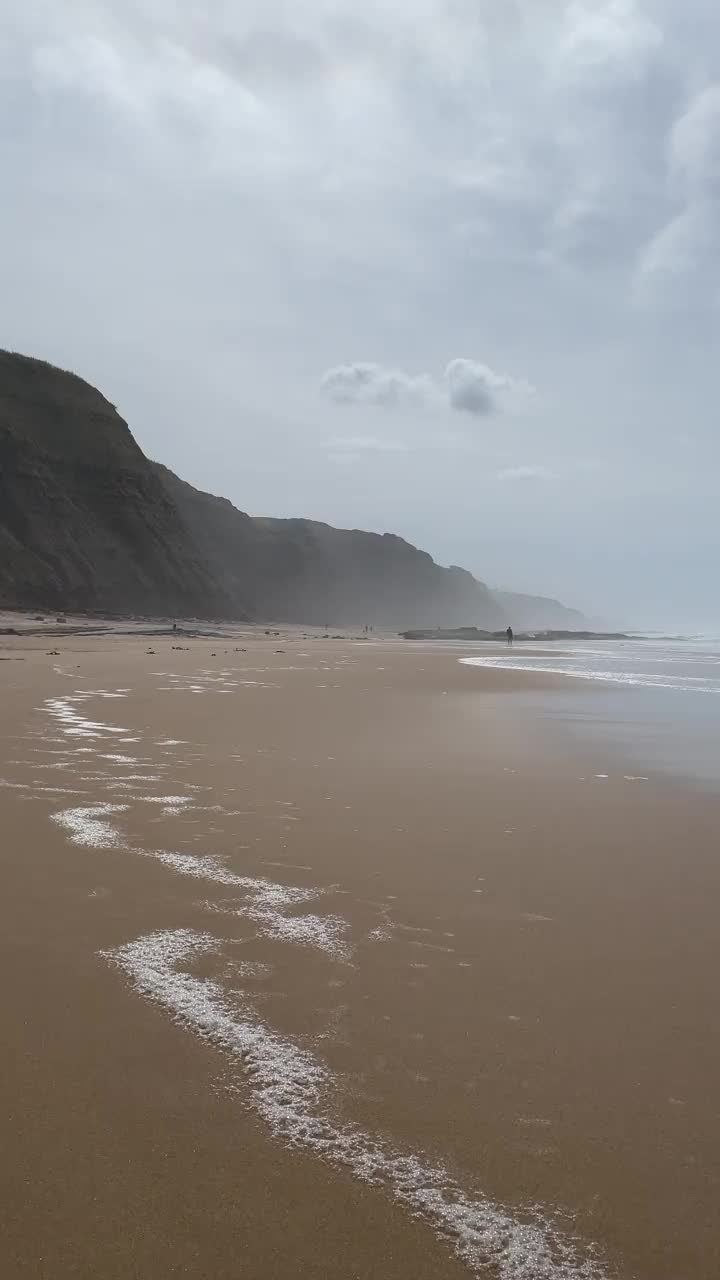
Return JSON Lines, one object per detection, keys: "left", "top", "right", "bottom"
{"left": 3, "top": 1, "right": 720, "bottom": 627}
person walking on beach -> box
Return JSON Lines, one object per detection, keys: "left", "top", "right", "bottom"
{"left": 506, "top": 626, "right": 513, "bottom": 646}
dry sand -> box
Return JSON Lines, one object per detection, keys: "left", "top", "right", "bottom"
{"left": 1, "top": 625, "right": 719, "bottom": 1279}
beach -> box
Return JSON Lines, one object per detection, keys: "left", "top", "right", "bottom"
{"left": 1, "top": 626, "right": 719, "bottom": 1279}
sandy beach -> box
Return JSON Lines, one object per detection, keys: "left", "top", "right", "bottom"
{"left": 1, "top": 625, "right": 719, "bottom": 1279}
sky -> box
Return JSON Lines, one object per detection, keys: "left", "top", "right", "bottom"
{"left": 3, "top": 1, "right": 720, "bottom": 628}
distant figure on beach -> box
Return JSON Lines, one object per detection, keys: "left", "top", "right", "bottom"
{"left": 506, "top": 626, "right": 513, "bottom": 646}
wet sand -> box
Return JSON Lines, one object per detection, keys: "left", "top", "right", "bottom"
{"left": 1, "top": 628, "right": 719, "bottom": 1279}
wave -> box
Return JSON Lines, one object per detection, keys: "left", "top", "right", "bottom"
{"left": 460, "top": 655, "right": 720, "bottom": 694}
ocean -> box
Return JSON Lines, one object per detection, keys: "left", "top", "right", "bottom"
{"left": 460, "top": 637, "right": 720, "bottom": 787}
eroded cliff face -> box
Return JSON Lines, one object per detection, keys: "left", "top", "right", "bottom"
{"left": 0, "top": 352, "right": 235, "bottom": 617}
{"left": 157, "top": 464, "right": 505, "bottom": 629}
{"left": 0, "top": 349, "right": 578, "bottom": 631}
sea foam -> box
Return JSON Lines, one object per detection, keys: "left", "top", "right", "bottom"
{"left": 103, "top": 928, "right": 608, "bottom": 1280}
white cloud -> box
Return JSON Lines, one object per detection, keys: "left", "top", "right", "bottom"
{"left": 320, "top": 358, "right": 524, "bottom": 417}
{"left": 636, "top": 204, "right": 716, "bottom": 288}
{"left": 444, "top": 358, "right": 515, "bottom": 416}
{"left": 670, "top": 85, "right": 720, "bottom": 197}
{"left": 326, "top": 434, "right": 407, "bottom": 453}
{"left": 320, "top": 363, "right": 436, "bottom": 410}
{"left": 498, "top": 465, "right": 555, "bottom": 481}
{"left": 31, "top": 33, "right": 285, "bottom": 176}
{"left": 558, "top": 0, "right": 662, "bottom": 77}
{"left": 635, "top": 82, "right": 720, "bottom": 301}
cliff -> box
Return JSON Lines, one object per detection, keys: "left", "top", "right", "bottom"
{"left": 0, "top": 351, "right": 234, "bottom": 617}
{"left": 493, "top": 589, "right": 586, "bottom": 631}
{"left": 156, "top": 462, "right": 504, "bottom": 628}
{"left": 0, "top": 350, "right": 580, "bottom": 629}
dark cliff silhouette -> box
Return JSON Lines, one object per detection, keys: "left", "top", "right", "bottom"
{"left": 0, "top": 351, "right": 584, "bottom": 629}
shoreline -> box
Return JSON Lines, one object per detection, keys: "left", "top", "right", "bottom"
{"left": 2, "top": 632, "right": 719, "bottom": 1279}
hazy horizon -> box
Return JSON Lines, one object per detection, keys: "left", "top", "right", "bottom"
{"left": 3, "top": 2, "right": 720, "bottom": 631}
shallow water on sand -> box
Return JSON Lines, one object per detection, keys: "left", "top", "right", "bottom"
{"left": 461, "top": 638, "right": 720, "bottom": 787}
{"left": 6, "top": 671, "right": 612, "bottom": 1279}
{"left": 4, "top": 643, "right": 720, "bottom": 1280}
